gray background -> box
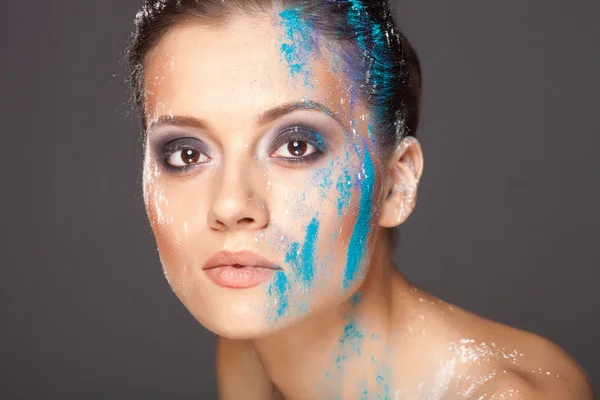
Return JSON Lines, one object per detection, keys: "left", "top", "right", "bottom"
{"left": 1, "top": 0, "right": 598, "bottom": 398}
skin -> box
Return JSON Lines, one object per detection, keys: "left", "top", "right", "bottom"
{"left": 140, "top": 11, "right": 595, "bottom": 400}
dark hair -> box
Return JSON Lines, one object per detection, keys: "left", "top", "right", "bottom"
{"left": 127, "top": 0, "right": 422, "bottom": 247}
{"left": 127, "top": 0, "right": 421, "bottom": 157}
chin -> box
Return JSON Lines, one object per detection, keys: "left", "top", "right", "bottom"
{"left": 180, "top": 291, "right": 298, "bottom": 339}
{"left": 207, "top": 320, "right": 279, "bottom": 340}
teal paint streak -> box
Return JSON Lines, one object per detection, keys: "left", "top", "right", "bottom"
{"left": 313, "top": 131, "right": 326, "bottom": 150}
{"left": 268, "top": 270, "right": 290, "bottom": 319}
{"left": 324, "top": 314, "right": 367, "bottom": 398}
{"left": 350, "top": 291, "right": 362, "bottom": 307}
{"left": 284, "top": 217, "right": 320, "bottom": 287}
{"left": 340, "top": 320, "right": 364, "bottom": 356}
{"left": 284, "top": 241, "right": 300, "bottom": 268}
{"left": 336, "top": 168, "right": 353, "bottom": 216}
{"left": 336, "top": 149, "right": 353, "bottom": 217}
{"left": 300, "top": 217, "right": 319, "bottom": 285}
{"left": 279, "top": 8, "right": 314, "bottom": 85}
{"left": 359, "top": 381, "right": 369, "bottom": 400}
{"left": 376, "top": 373, "right": 390, "bottom": 400}
{"left": 343, "top": 144, "right": 376, "bottom": 289}
{"left": 312, "top": 158, "right": 335, "bottom": 199}
{"left": 347, "top": 0, "right": 368, "bottom": 51}
{"left": 371, "top": 357, "right": 392, "bottom": 400}
{"left": 367, "top": 124, "right": 377, "bottom": 146}
{"left": 333, "top": 318, "right": 364, "bottom": 370}
{"left": 346, "top": 1, "right": 396, "bottom": 129}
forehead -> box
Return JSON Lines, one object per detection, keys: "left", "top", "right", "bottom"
{"left": 142, "top": 14, "right": 361, "bottom": 127}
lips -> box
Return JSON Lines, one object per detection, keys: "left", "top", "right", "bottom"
{"left": 202, "top": 250, "right": 280, "bottom": 289}
{"left": 202, "top": 249, "right": 278, "bottom": 270}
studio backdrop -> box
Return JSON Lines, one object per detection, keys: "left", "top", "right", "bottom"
{"left": 1, "top": 0, "right": 598, "bottom": 398}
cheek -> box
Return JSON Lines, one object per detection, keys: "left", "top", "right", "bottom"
{"left": 142, "top": 164, "right": 202, "bottom": 288}
{"left": 268, "top": 146, "right": 378, "bottom": 297}
{"left": 315, "top": 144, "right": 380, "bottom": 294}
{"left": 257, "top": 159, "right": 351, "bottom": 320}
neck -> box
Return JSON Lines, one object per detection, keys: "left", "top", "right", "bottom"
{"left": 251, "top": 229, "right": 415, "bottom": 397}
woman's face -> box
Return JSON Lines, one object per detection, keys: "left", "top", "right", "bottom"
{"left": 142, "top": 12, "right": 388, "bottom": 338}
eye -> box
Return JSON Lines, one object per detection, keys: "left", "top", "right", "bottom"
{"left": 166, "top": 148, "right": 210, "bottom": 167}
{"left": 269, "top": 126, "right": 327, "bottom": 164}
{"left": 272, "top": 140, "right": 317, "bottom": 159}
{"left": 157, "top": 137, "right": 212, "bottom": 172}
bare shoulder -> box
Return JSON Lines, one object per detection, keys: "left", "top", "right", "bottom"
{"left": 402, "top": 288, "right": 595, "bottom": 399}
{"left": 216, "top": 337, "right": 278, "bottom": 399}
{"left": 492, "top": 331, "right": 596, "bottom": 399}
{"left": 469, "top": 361, "right": 595, "bottom": 399}
{"left": 440, "top": 302, "right": 595, "bottom": 399}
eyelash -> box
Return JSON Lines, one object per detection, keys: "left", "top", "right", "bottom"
{"left": 271, "top": 133, "right": 326, "bottom": 165}
{"left": 159, "top": 138, "right": 210, "bottom": 173}
{"left": 159, "top": 128, "right": 327, "bottom": 172}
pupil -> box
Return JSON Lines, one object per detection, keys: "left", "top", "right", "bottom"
{"left": 289, "top": 141, "right": 307, "bottom": 156}
{"left": 182, "top": 149, "right": 200, "bottom": 164}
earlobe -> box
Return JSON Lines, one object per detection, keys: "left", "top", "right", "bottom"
{"left": 377, "top": 137, "right": 423, "bottom": 228}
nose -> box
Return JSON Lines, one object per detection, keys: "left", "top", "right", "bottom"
{"left": 207, "top": 156, "right": 269, "bottom": 232}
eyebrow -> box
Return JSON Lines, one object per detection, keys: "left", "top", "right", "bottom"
{"left": 256, "top": 101, "right": 344, "bottom": 127}
{"left": 147, "top": 101, "right": 345, "bottom": 132}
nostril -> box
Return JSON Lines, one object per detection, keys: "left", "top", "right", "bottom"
{"left": 238, "top": 217, "right": 254, "bottom": 225}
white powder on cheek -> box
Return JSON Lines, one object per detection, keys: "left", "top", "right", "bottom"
{"left": 142, "top": 154, "right": 168, "bottom": 227}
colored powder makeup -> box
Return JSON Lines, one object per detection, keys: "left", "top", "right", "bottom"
{"left": 285, "top": 217, "right": 320, "bottom": 286}
{"left": 345, "top": 0, "right": 399, "bottom": 140}
{"left": 373, "top": 358, "right": 392, "bottom": 400}
{"left": 343, "top": 141, "right": 376, "bottom": 290}
{"left": 268, "top": 270, "right": 290, "bottom": 319}
{"left": 320, "top": 290, "right": 367, "bottom": 397}
{"left": 312, "top": 158, "right": 335, "bottom": 200}
{"left": 339, "top": 320, "right": 364, "bottom": 358}
{"left": 367, "top": 124, "right": 377, "bottom": 145}
{"left": 278, "top": 8, "right": 316, "bottom": 86}
{"left": 336, "top": 154, "right": 353, "bottom": 217}
{"left": 266, "top": 216, "right": 321, "bottom": 323}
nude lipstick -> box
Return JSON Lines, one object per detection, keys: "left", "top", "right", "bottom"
{"left": 202, "top": 250, "right": 279, "bottom": 289}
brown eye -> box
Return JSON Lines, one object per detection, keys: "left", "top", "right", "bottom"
{"left": 289, "top": 141, "right": 307, "bottom": 156}
{"left": 166, "top": 148, "right": 210, "bottom": 167}
{"left": 273, "top": 140, "right": 316, "bottom": 158}
{"left": 182, "top": 149, "right": 199, "bottom": 164}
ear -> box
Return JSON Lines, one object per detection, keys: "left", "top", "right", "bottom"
{"left": 377, "top": 137, "right": 424, "bottom": 228}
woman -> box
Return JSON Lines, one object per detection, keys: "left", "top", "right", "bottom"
{"left": 127, "top": 0, "right": 594, "bottom": 398}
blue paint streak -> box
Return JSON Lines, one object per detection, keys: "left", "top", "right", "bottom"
{"left": 336, "top": 167, "right": 353, "bottom": 216}
{"left": 340, "top": 320, "right": 364, "bottom": 356}
{"left": 336, "top": 149, "right": 353, "bottom": 217}
{"left": 359, "top": 381, "right": 369, "bottom": 400}
{"left": 284, "top": 241, "right": 300, "bottom": 268}
{"left": 367, "top": 124, "right": 377, "bottom": 146}
{"left": 313, "top": 131, "right": 326, "bottom": 150}
{"left": 343, "top": 144, "right": 376, "bottom": 290}
{"left": 371, "top": 357, "right": 391, "bottom": 400}
{"left": 313, "top": 158, "right": 335, "bottom": 199}
{"left": 300, "top": 217, "right": 319, "bottom": 284}
{"left": 279, "top": 8, "right": 314, "bottom": 85}
{"left": 284, "top": 217, "right": 320, "bottom": 287}
{"left": 346, "top": 1, "right": 396, "bottom": 131}
{"left": 350, "top": 291, "right": 362, "bottom": 307}
{"left": 268, "top": 270, "right": 290, "bottom": 318}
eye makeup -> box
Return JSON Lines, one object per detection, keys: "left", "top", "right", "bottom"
{"left": 152, "top": 135, "right": 212, "bottom": 174}
{"left": 268, "top": 125, "right": 328, "bottom": 165}
{"left": 149, "top": 120, "right": 337, "bottom": 174}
